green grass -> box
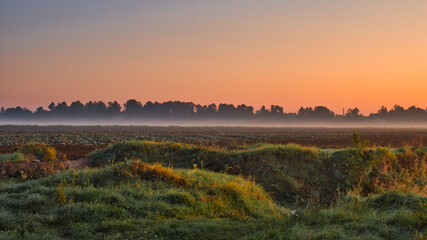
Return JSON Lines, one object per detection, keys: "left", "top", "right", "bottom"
{"left": 0, "top": 152, "right": 25, "bottom": 162}
{"left": 1, "top": 141, "right": 425, "bottom": 239}
{"left": 243, "top": 192, "right": 426, "bottom": 240}
{"left": 89, "top": 141, "right": 426, "bottom": 206}
{"left": 0, "top": 164, "right": 425, "bottom": 239}
{"left": 0, "top": 161, "right": 286, "bottom": 239}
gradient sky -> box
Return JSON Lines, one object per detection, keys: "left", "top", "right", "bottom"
{"left": 1, "top": 0, "right": 426, "bottom": 115}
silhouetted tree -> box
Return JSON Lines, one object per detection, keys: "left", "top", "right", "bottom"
{"left": 0, "top": 100, "right": 425, "bottom": 123}
{"left": 298, "top": 107, "right": 313, "bottom": 118}
{"left": 270, "top": 105, "right": 284, "bottom": 116}
{"left": 48, "top": 102, "right": 56, "bottom": 112}
{"left": 69, "top": 101, "right": 85, "bottom": 118}
{"left": 310, "top": 106, "right": 335, "bottom": 120}
{"left": 51, "top": 101, "right": 69, "bottom": 118}
{"left": 84, "top": 101, "right": 108, "bottom": 118}
{"left": 196, "top": 104, "right": 217, "bottom": 118}
{"left": 218, "top": 103, "right": 237, "bottom": 118}
{"left": 236, "top": 104, "right": 254, "bottom": 117}
{"left": 107, "top": 101, "right": 121, "bottom": 116}
{"left": 35, "top": 107, "right": 48, "bottom": 118}
{"left": 257, "top": 105, "right": 270, "bottom": 116}
{"left": 3, "top": 106, "right": 32, "bottom": 119}
{"left": 124, "top": 99, "right": 143, "bottom": 117}
{"left": 142, "top": 101, "right": 160, "bottom": 117}
{"left": 378, "top": 106, "right": 388, "bottom": 115}
{"left": 345, "top": 108, "right": 360, "bottom": 118}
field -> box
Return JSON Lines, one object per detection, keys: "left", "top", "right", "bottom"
{"left": 0, "top": 126, "right": 426, "bottom": 239}
{"left": 1, "top": 126, "right": 425, "bottom": 159}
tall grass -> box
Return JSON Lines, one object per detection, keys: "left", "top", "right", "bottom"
{"left": 0, "top": 161, "right": 287, "bottom": 239}
{"left": 1, "top": 167, "right": 424, "bottom": 239}
{"left": 89, "top": 141, "right": 426, "bottom": 205}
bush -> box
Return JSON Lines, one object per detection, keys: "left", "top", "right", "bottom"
{"left": 19, "top": 143, "right": 58, "bottom": 163}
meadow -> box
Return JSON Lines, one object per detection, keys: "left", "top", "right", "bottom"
{"left": 0, "top": 126, "right": 425, "bottom": 239}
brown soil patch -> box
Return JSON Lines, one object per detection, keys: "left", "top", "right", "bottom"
{"left": 0, "top": 161, "right": 63, "bottom": 179}
{"left": 1, "top": 158, "right": 90, "bottom": 179}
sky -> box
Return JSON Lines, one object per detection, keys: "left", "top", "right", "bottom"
{"left": 0, "top": 0, "right": 426, "bottom": 115}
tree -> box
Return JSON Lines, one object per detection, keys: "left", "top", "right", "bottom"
{"left": 124, "top": 99, "right": 143, "bottom": 116}
{"left": 392, "top": 105, "right": 404, "bottom": 112}
{"left": 85, "top": 101, "right": 108, "bottom": 118}
{"left": 48, "top": 102, "right": 56, "bottom": 112}
{"left": 107, "top": 101, "right": 121, "bottom": 116}
{"left": 35, "top": 107, "right": 48, "bottom": 118}
{"left": 69, "top": 101, "right": 85, "bottom": 117}
{"left": 257, "top": 105, "right": 270, "bottom": 116}
{"left": 270, "top": 105, "right": 284, "bottom": 115}
{"left": 297, "top": 107, "right": 313, "bottom": 118}
{"left": 51, "top": 101, "right": 69, "bottom": 117}
{"left": 377, "top": 106, "right": 388, "bottom": 115}
{"left": 4, "top": 106, "right": 33, "bottom": 119}
{"left": 312, "top": 106, "right": 335, "bottom": 119}
{"left": 218, "top": 103, "right": 236, "bottom": 118}
{"left": 236, "top": 104, "right": 254, "bottom": 117}
{"left": 345, "top": 108, "right": 360, "bottom": 118}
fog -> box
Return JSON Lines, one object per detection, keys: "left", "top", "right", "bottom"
{"left": 0, "top": 119, "right": 426, "bottom": 129}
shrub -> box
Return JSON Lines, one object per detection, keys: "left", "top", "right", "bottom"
{"left": 19, "top": 143, "right": 58, "bottom": 163}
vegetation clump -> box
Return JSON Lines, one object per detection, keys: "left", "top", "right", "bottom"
{"left": 242, "top": 192, "right": 426, "bottom": 240}
{"left": 19, "top": 143, "right": 58, "bottom": 163}
{"left": 0, "top": 163, "right": 424, "bottom": 239}
{"left": 0, "top": 162, "right": 286, "bottom": 239}
{"left": 0, "top": 143, "right": 65, "bottom": 180}
{"left": 89, "top": 140, "right": 426, "bottom": 205}
{"left": 0, "top": 153, "right": 25, "bottom": 162}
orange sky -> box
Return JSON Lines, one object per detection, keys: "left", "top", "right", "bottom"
{"left": 0, "top": 1, "right": 426, "bottom": 115}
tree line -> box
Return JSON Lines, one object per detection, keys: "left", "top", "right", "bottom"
{"left": 0, "top": 100, "right": 426, "bottom": 122}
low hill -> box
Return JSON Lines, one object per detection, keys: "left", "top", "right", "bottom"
{"left": 89, "top": 141, "right": 426, "bottom": 205}
{"left": 0, "top": 161, "right": 285, "bottom": 239}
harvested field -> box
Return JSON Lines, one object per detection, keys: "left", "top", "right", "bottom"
{"left": 0, "top": 126, "right": 425, "bottom": 158}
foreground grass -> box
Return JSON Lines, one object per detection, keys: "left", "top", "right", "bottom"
{"left": 0, "top": 161, "right": 285, "bottom": 239}
{"left": 1, "top": 140, "right": 425, "bottom": 239}
{"left": 89, "top": 141, "right": 426, "bottom": 205}
{"left": 0, "top": 161, "right": 425, "bottom": 239}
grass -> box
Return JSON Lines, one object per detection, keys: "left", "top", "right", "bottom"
{"left": 0, "top": 140, "right": 425, "bottom": 239}
{"left": 89, "top": 141, "right": 426, "bottom": 206}
{"left": 0, "top": 164, "right": 424, "bottom": 239}
{"left": 19, "top": 143, "right": 58, "bottom": 163}
{"left": 0, "top": 153, "right": 25, "bottom": 162}
{"left": 0, "top": 161, "right": 286, "bottom": 239}
{"left": 243, "top": 192, "right": 426, "bottom": 240}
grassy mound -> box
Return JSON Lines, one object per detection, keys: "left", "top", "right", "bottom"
{"left": 0, "top": 161, "right": 285, "bottom": 239}
{"left": 89, "top": 141, "right": 426, "bottom": 205}
{"left": 243, "top": 192, "right": 426, "bottom": 240}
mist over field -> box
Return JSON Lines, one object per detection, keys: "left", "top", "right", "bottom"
{"left": 1, "top": 119, "right": 426, "bottom": 128}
